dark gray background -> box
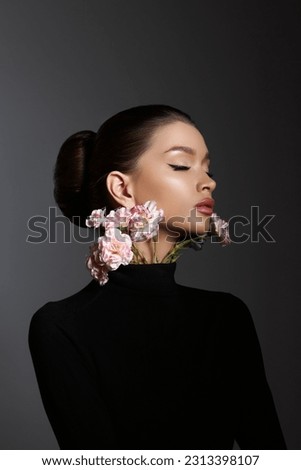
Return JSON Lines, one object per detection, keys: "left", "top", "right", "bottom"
{"left": 1, "top": 0, "right": 300, "bottom": 450}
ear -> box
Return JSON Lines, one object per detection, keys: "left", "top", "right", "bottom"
{"left": 106, "top": 171, "right": 136, "bottom": 208}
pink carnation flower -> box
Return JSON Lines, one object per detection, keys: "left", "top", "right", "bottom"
{"left": 104, "top": 207, "right": 132, "bottom": 231}
{"left": 210, "top": 213, "right": 231, "bottom": 246}
{"left": 129, "top": 200, "right": 164, "bottom": 242}
{"left": 98, "top": 228, "right": 133, "bottom": 270}
{"left": 86, "top": 243, "right": 109, "bottom": 285}
{"left": 85, "top": 208, "right": 106, "bottom": 228}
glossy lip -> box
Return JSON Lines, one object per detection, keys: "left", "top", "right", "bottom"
{"left": 195, "top": 197, "right": 215, "bottom": 215}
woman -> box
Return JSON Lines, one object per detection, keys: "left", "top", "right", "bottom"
{"left": 28, "top": 104, "right": 286, "bottom": 450}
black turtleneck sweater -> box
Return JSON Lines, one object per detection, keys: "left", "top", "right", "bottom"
{"left": 28, "top": 263, "right": 286, "bottom": 450}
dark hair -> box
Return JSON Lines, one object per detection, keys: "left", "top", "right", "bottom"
{"left": 53, "top": 104, "right": 198, "bottom": 227}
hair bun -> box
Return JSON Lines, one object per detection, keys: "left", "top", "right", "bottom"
{"left": 53, "top": 130, "right": 96, "bottom": 227}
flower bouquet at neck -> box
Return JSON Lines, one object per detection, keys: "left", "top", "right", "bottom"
{"left": 85, "top": 201, "right": 164, "bottom": 285}
{"left": 85, "top": 201, "right": 231, "bottom": 286}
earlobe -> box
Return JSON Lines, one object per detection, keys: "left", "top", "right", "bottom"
{"left": 106, "top": 171, "right": 136, "bottom": 208}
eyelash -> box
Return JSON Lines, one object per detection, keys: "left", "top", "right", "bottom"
{"left": 168, "top": 164, "right": 214, "bottom": 178}
{"left": 168, "top": 164, "right": 190, "bottom": 171}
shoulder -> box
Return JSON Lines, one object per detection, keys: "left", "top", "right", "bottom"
{"left": 28, "top": 279, "right": 100, "bottom": 339}
{"left": 185, "top": 286, "right": 261, "bottom": 350}
{"left": 177, "top": 282, "right": 251, "bottom": 312}
{"left": 177, "top": 283, "right": 256, "bottom": 330}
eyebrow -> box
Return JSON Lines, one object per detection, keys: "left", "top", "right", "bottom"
{"left": 164, "top": 145, "right": 210, "bottom": 161}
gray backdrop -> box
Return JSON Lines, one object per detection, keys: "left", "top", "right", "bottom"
{"left": 1, "top": 0, "right": 300, "bottom": 450}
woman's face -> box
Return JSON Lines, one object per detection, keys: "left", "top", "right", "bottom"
{"left": 129, "top": 121, "right": 216, "bottom": 238}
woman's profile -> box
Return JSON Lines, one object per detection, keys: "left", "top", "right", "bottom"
{"left": 28, "top": 104, "right": 286, "bottom": 450}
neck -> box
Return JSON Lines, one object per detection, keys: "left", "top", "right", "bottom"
{"left": 132, "top": 230, "right": 177, "bottom": 263}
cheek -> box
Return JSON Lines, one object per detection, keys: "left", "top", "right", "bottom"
{"left": 158, "top": 192, "right": 194, "bottom": 224}
{"left": 132, "top": 170, "right": 173, "bottom": 203}
{"left": 133, "top": 179, "right": 167, "bottom": 205}
{"left": 162, "top": 196, "right": 188, "bottom": 216}
{"left": 132, "top": 169, "right": 193, "bottom": 216}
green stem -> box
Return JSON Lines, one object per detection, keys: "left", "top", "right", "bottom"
{"left": 131, "top": 234, "right": 208, "bottom": 265}
{"left": 161, "top": 235, "right": 207, "bottom": 263}
{"left": 152, "top": 238, "right": 158, "bottom": 263}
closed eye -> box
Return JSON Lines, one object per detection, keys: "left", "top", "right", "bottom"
{"left": 206, "top": 171, "right": 214, "bottom": 178}
{"left": 168, "top": 164, "right": 190, "bottom": 171}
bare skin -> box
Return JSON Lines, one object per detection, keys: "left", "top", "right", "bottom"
{"left": 106, "top": 121, "right": 216, "bottom": 263}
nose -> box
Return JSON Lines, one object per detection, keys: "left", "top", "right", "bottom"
{"left": 197, "top": 173, "right": 216, "bottom": 193}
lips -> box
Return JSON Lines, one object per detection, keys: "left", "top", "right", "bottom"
{"left": 195, "top": 198, "right": 215, "bottom": 215}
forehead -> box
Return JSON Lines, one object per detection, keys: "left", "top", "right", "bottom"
{"left": 150, "top": 121, "right": 208, "bottom": 154}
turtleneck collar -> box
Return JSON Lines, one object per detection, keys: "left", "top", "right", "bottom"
{"left": 104, "top": 262, "right": 178, "bottom": 293}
